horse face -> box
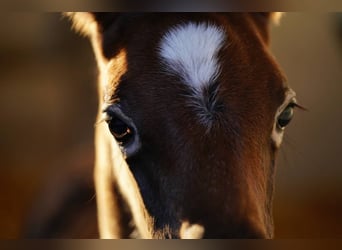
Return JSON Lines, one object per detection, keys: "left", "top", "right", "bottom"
{"left": 70, "top": 13, "right": 295, "bottom": 238}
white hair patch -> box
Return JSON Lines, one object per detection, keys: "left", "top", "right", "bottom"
{"left": 159, "top": 22, "right": 226, "bottom": 92}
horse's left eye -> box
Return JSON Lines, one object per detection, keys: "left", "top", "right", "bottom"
{"left": 277, "top": 104, "right": 294, "bottom": 129}
{"left": 106, "top": 116, "right": 133, "bottom": 145}
{"left": 103, "top": 105, "right": 141, "bottom": 157}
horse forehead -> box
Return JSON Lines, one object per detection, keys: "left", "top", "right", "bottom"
{"left": 155, "top": 22, "right": 282, "bottom": 126}
{"left": 114, "top": 18, "right": 285, "bottom": 125}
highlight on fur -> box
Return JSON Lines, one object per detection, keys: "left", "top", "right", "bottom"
{"left": 271, "top": 12, "right": 284, "bottom": 25}
{"left": 63, "top": 12, "right": 97, "bottom": 37}
{"left": 180, "top": 222, "right": 205, "bottom": 239}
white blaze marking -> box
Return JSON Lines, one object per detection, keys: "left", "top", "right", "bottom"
{"left": 159, "top": 22, "right": 226, "bottom": 91}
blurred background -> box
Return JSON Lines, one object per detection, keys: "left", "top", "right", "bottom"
{"left": 0, "top": 13, "right": 341, "bottom": 238}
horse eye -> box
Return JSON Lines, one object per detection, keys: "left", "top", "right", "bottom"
{"left": 106, "top": 116, "right": 133, "bottom": 145}
{"left": 277, "top": 104, "right": 295, "bottom": 129}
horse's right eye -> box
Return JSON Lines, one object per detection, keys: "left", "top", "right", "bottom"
{"left": 106, "top": 116, "right": 133, "bottom": 145}
{"left": 277, "top": 104, "right": 295, "bottom": 130}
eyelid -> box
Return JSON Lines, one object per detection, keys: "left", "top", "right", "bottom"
{"left": 102, "top": 104, "right": 136, "bottom": 132}
{"left": 276, "top": 88, "right": 296, "bottom": 116}
{"left": 101, "top": 104, "right": 141, "bottom": 158}
{"left": 286, "top": 95, "right": 307, "bottom": 111}
{"left": 102, "top": 105, "right": 125, "bottom": 120}
{"left": 95, "top": 105, "right": 122, "bottom": 127}
{"left": 285, "top": 88, "right": 296, "bottom": 103}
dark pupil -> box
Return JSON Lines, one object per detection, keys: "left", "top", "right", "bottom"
{"left": 278, "top": 106, "right": 294, "bottom": 128}
{"left": 108, "top": 118, "right": 131, "bottom": 142}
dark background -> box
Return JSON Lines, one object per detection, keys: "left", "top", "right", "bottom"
{"left": 0, "top": 13, "right": 341, "bottom": 238}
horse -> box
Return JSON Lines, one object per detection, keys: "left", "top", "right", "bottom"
{"left": 66, "top": 12, "right": 297, "bottom": 239}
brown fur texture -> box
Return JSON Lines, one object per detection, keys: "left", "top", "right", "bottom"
{"left": 67, "top": 13, "right": 288, "bottom": 239}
